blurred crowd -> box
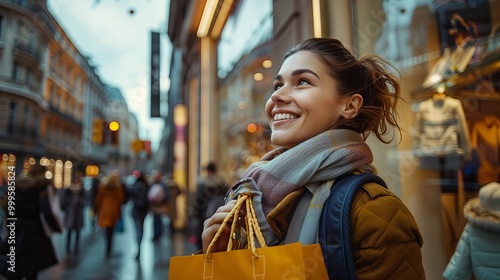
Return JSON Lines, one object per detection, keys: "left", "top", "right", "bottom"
{"left": 0, "top": 158, "right": 234, "bottom": 279}
{"left": 0, "top": 163, "right": 199, "bottom": 280}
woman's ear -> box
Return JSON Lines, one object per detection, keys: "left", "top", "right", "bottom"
{"left": 341, "top": 94, "right": 363, "bottom": 119}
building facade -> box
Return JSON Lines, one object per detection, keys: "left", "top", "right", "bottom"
{"left": 0, "top": 0, "right": 133, "bottom": 185}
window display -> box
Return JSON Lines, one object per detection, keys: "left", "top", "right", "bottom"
{"left": 413, "top": 91, "right": 471, "bottom": 170}
{"left": 349, "top": 0, "right": 499, "bottom": 277}
{"left": 471, "top": 115, "right": 500, "bottom": 186}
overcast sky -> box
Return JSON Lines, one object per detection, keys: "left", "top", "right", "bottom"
{"left": 47, "top": 0, "right": 172, "bottom": 150}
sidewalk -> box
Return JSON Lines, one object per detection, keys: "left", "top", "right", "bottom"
{"left": 38, "top": 204, "right": 197, "bottom": 280}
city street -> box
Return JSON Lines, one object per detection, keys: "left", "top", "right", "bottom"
{"left": 36, "top": 204, "right": 197, "bottom": 280}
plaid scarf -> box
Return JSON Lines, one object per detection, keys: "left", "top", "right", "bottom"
{"left": 228, "top": 129, "right": 375, "bottom": 245}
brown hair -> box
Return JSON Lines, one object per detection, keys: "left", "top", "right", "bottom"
{"left": 101, "top": 170, "right": 122, "bottom": 188}
{"left": 283, "top": 38, "right": 402, "bottom": 143}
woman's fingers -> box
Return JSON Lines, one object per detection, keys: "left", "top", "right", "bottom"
{"left": 201, "top": 200, "right": 238, "bottom": 253}
{"left": 203, "top": 200, "right": 237, "bottom": 228}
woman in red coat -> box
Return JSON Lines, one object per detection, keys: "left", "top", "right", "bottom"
{"left": 94, "top": 170, "right": 125, "bottom": 257}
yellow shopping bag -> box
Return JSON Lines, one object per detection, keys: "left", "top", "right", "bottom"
{"left": 168, "top": 193, "right": 328, "bottom": 279}
{"left": 169, "top": 242, "right": 308, "bottom": 279}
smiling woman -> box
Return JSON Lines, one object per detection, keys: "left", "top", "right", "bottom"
{"left": 202, "top": 38, "right": 425, "bottom": 280}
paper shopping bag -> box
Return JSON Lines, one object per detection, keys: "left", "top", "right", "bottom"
{"left": 169, "top": 243, "right": 329, "bottom": 280}
{"left": 169, "top": 242, "right": 307, "bottom": 280}
{"left": 169, "top": 193, "right": 328, "bottom": 279}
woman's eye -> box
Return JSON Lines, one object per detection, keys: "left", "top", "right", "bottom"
{"left": 273, "top": 84, "right": 283, "bottom": 91}
{"left": 298, "top": 79, "right": 311, "bottom": 86}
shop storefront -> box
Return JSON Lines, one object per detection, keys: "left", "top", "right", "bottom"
{"left": 214, "top": 0, "right": 274, "bottom": 183}
{"left": 0, "top": 154, "right": 75, "bottom": 189}
{"left": 331, "top": 0, "right": 499, "bottom": 278}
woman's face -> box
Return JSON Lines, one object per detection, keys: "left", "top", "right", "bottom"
{"left": 265, "top": 51, "right": 345, "bottom": 149}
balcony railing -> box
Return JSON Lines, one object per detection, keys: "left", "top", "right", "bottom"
{"left": 13, "top": 40, "right": 40, "bottom": 62}
{"left": 4, "top": 124, "right": 38, "bottom": 140}
{"left": 49, "top": 104, "right": 83, "bottom": 128}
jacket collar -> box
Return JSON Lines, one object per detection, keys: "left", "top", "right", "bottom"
{"left": 266, "top": 189, "right": 304, "bottom": 240}
{"left": 464, "top": 198, "right": 500, "bottom": 233}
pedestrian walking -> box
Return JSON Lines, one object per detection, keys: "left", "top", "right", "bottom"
{"left": 128, "top": 171, "right": 149, "bottom": 259}
{"left": 94, "top": 170, "right": 125, "bottom": 257}
{"left": 148, "top": 170, "right": 169, "bottom": 241}
{"left": 3, "top": 163, "right": 58, "bottom": 279}
{"left": 190, "top": 162, "right": 228, "bottom": 249}
{"left": 165, "top": 172, "right": 181, "bottom": 232}
{"left": 88, "top": 173, "right": 102, "bottom": 229}
{"left": 62, "top": 172, "right": 85, "bottom": 255}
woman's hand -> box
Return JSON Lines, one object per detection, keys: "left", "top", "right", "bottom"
{"left": 201, "top": 199, "right": 242, "bottom": 253}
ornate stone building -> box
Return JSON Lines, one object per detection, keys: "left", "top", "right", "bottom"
{"left": 0, "top": 0, "right": 132, "bottom": 184}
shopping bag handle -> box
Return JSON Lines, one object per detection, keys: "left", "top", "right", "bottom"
{"left": 206, "top": 193, "right": 267, "bottom": 259}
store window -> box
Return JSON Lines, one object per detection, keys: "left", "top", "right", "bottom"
{"left": 352, "top": 0, "right": 499, "bottom": 268}
{"left": 23, "top": 104, "right": 29, "bottom": 136}
{"left": 351, "top": 0, "right": 498, "bottom": 185}
{"left": 352, "top": 0, "right": 435, "bottom": 66}
{"left": 32, "top": 110, "right": 38, "bottom": 139}
{"left": 0, "top": 154, "right": 16, "bottom": 187}
{"left": 409, "top": 0, "right": 497, "bottom": 189}
{"left": 7, "top": 102, "right": 16, "bottom": 134}
{"left": 217, "top": 0, "right": 272, "bottom": 79}
{"left": 12, "top": 63, "right": 25, "bottom": 82}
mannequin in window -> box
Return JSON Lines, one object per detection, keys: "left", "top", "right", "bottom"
{"left": 422, "top": 13, "right": 478, "bottom": 88}
{"left": 413, "top": 91, "right": 471, "bottom": 191}
{"left": 448, "top": 13, "right": 477, "bottom": 48}
{"left": 447, "top": 13, "right": 479, "bottom": 73}
{"left": 413, "top": 91, "right": 472, "bottom": 259}
{"left": 471, "top": 115, "right": 500, "bottom": 186}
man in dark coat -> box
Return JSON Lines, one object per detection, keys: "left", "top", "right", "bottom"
{"left": 190, "top": 162, "right": 228, "bottom": 249}
{"left": 129, "top": 171, "right": 149, "bottom": 259}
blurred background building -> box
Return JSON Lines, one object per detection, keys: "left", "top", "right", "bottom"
{"left": 0, "top": 0, "right": 141, "bottom": 185}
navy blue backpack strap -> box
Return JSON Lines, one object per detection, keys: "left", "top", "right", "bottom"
{"left": 319, "top": 173, "right": 387, "bottom": 280}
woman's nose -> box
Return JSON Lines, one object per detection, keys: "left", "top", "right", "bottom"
{"left": 270, "top": 87, "right": 290, "bottom": 104}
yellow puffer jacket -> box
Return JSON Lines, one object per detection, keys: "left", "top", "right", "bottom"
{"left": 266, "top": 182, "right": 426, "bottom": 280}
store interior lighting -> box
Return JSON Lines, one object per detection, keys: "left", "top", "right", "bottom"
{"left": 197, "top": 0, "right": 219, "bottom": 38}
{"left": 312, "top": 0, "right": 322, "bottom": 37}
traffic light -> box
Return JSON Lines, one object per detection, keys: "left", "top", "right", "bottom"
{"left": 92, "top": 118, "right": 104, "bottom": 144}
{"left": 109, "top": 121, "right": 120, "bottom": 145}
